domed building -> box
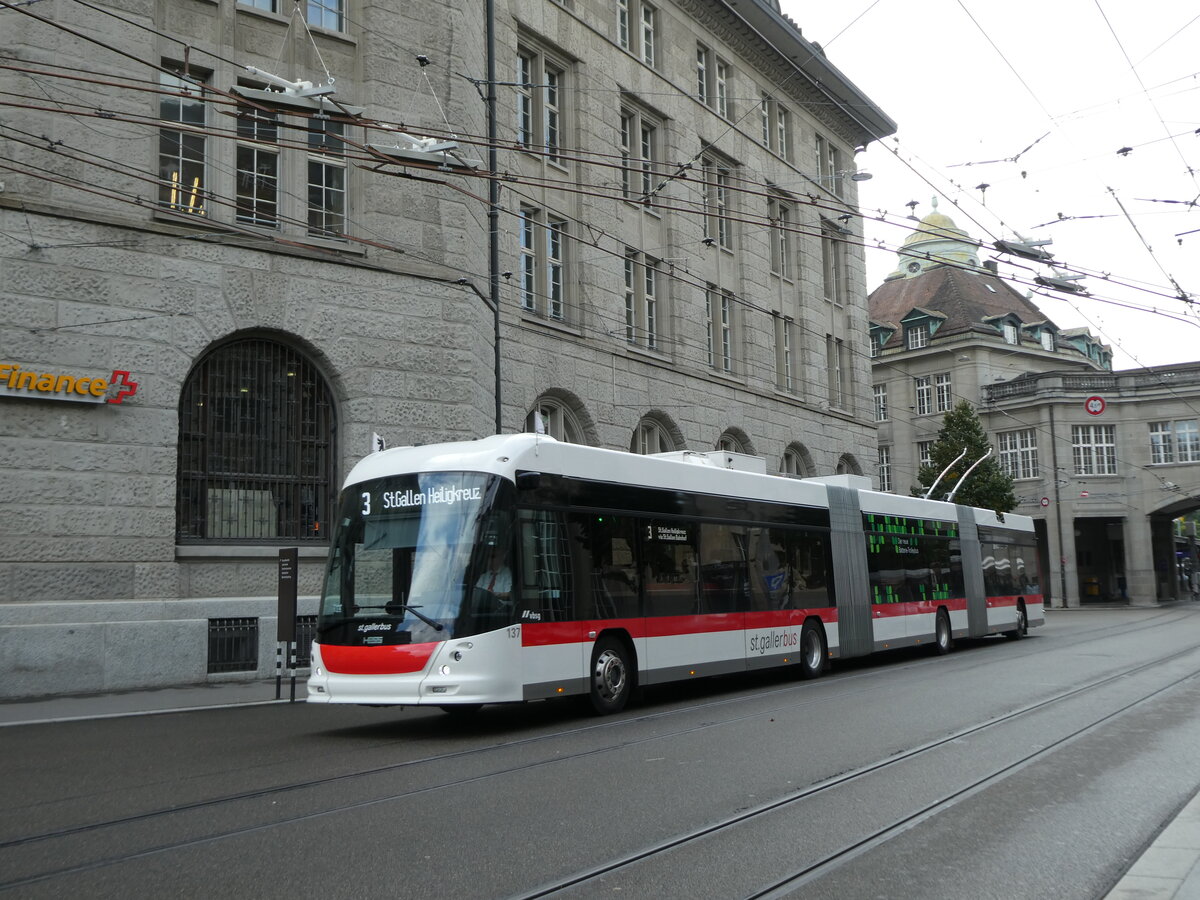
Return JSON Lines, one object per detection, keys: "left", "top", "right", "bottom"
{"left": 869, "top": 201, "right": 1200, "bottom": 608}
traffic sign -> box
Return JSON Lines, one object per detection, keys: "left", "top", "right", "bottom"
{"left": 1085, "top": 396, "right": 1106, "bottom": 416}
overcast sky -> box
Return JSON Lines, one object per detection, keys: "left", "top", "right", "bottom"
{"left": 781, "top": 1, "right": 1200, "bottom": 370}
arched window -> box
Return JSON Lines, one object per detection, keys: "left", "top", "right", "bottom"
{"left": 716, "top": 432, "right": 746, "bottom": 454}
{"left": 780, "top": 445, "right": 811, "bottom": 478}
{"left": 177, "top": 336, "right": 336, "bottom": 542}
{"left": 631, "top": 417, "right": 676, "bottom": 454}
{"left": 525, "top": 396, "right": 584, "bottom": 443}
{"left": 835, "top": 453, "right": 862, "bottom": 476}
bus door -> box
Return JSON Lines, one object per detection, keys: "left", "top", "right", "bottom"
{"left": 517, "top": 509, "right": 584, "bottom": 699}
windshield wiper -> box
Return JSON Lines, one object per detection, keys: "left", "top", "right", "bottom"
{"left": 356, "top": 603, "right": 445, "bottom": 631}
{"left": 388, "top": 604, "right": 444, "bottom": 631}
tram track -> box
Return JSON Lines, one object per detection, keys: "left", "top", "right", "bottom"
{"left": 1, "top": 608, "right": 1194, "bottom": 893}
{"left": 2, "top": 605, "right": 1169, "bottom": 854}
{"left": 516, "top": 640, "right": 1200, "bottom": 898}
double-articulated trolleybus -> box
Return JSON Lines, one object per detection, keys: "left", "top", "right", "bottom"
{"left": 308, "top": 434, "right": 1043, "bottom": 714}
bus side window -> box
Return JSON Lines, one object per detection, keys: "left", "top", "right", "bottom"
{"left": 568, "top": 513, "right": 640, "bottom": 620}
{"left": 642, "top": 521, "right": 699, "bottom": 617}
{"left": 699, "top": 522, "right": 749, "bottom": 614}
{"left": 518, "top": 511, "right": 572, "bottom": 621}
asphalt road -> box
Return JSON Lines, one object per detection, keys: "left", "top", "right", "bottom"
{"left": 3, "top": 607, "right": 1199, "bottom": 899}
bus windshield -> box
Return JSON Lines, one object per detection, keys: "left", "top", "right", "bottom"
{"left": 317, "top": 472, "right": 515, "bottom": 646}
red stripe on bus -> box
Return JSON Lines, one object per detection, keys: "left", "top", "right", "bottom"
{"left": 987, "top": 594, "right": 1043, "bottom": 608}
{"left": 872, "top": 597, "right": 969, "bottom": 618}
{"left": 521, "top": 608, "right": 838, "bottom": 647}
{"left": 319, "top": 642, "right": 438, "bottom": 675}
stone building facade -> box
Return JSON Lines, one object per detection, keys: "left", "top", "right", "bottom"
{"left": 0, "top": 0, "right": 893, "bottom": 697}
{"left": 869, "top": 204, "right": 1200, "bottom": 607}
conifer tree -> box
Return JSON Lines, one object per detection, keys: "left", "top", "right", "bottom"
{"left": 914, "top": 400, "right": 1016, "bottom": 512}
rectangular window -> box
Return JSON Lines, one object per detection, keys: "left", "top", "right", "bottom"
{"left": 918, "top": 441, "right": 934, "bottom": 470}
{"left": 878, "top": 446, "right": 892, "bottom": 493}
{"left": 1178, "top": 420, "right": 1200, "bottom": 462}
{"left": 702, "top": 154, "right": 734, "bottom": 250}
{"left": 827, "top": 335, "right": 845, "bottom": 409}
{"left": 1073, "top": 424, "right": 1117, "bottom": 475}
{"left": 934, "top": 373, "right": 953, "bottom": 412}
{"left": 1041, "top": 330, "right": 1055, "bottom": 351}
{"left": 705, "top": 286, "right": 716, "bottom": 368}
{"left": 623, "top": 248, "right": 660, "bottom": 349}
{"left": 776, "top": 105, "right": 791, "bottom": 161}
{"left": 915, "top": 376, "right": 932, "bottom": 416}
{"left": 518, "top": 206, "right": 568, "bottom": 320}
{"left": 821, "top": 225, "right": 844, "bottom": 304}
{"left": 617, "top": 0, "right": 630, "bottom": 49}
{"left": 517, "top": 49, "right": 566, "bottom": 163}
{"left": 705, "top": 287, "right": 734, "bottom": 373}
{"left": 640, "top": 1, "right": 657, "bottom": 65}
{"left": 159, "top": 70, "right": 208, "bottom": 216}
{"left": 873, "top": 384, "right": 888, "bottom": 422}
{"left": 1003, "top": 322, "right": 1019, "bottom": 344}
{"left": 775, "top": 316, "right": 794, "bottom": 392}
{"left": 719, "top": 290, "right": 733, "bottom": 373}
{"left": 519, "top": 208, "right": 537, "bottom": 310}
{"left": 235, "top": 107, "right": 279, "bottom": 227}
{"left": 998, "top": 429, "right": 1039, "bottom": 479}
{"left": 547, "top": 217, "right": 565, "bottom": 319}
{"left": 696, "top": 47, "right": 731, "bottom": 118}
{"left": 906, "top": 323, "right": 929, "bottom": 349}
{"left": 1150, "top": 421, "right": 1174, "bottom": 465}
{"left": 307, "top": 116, "right": 346, "bottom": 239}
{"left": 621, "top": 107, "right": 659, "bottom": 204}
{"left": 870, "top": 333, "right": 883, "bottom": 358}
{"left": 715, "top": 61, "right": 729, "bottom": 118}
{"left": 769, "top": 198, "right": 792, "bottom": 278}
{"left": 815, "top": 132, "right": 842, "bottom": 195}
{"left": 241, "top": 0, "right": 276, "bottom": 11}
{"left": 307, "top": 0, "right": 344, "bottom": 31}
{"left": 759, "top": 93, "right": 771, "bottom": 147}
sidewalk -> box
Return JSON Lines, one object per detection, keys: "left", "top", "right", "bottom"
{"left": 1106, "top": 788, "right": 1200, "bottom": 900}
{"left": 0, "top": 679, "right": 292, "bottom": 727}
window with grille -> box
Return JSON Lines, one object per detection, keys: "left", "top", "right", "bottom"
{"left": 208, "top": 617, "right": 259, "bottom": 673}
{"left": 177, "top": 337, "right": 336, "bottom": 542}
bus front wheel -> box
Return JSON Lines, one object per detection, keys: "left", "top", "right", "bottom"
{"left": 934, "top": 609, "right": 953, "bottom": 655}
{"left": 589, "top": 636, "right": 633, "bottom": 715}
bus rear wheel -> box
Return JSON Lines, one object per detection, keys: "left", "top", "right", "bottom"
{"left": 1006, "top": 603, "right": 1027, "bottom": 640}
{"left": 589, "top": 636, "right": 633, "bottom": 715}
{"left": 934, "top": 609, "right": 953, "bottom": 655}
{"left": 799, "top": 621, "right": 825, "bottom": 679}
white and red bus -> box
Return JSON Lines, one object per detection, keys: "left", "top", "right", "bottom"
{"left": 308, "top": 434, "right": 1043, "bottom": 714}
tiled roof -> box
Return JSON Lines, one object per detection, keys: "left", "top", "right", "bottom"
{"left": 868, "top": 265, "right": 1054, "bottom": 348}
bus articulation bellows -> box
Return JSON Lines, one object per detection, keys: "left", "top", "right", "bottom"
{"left": 308, "top": 434, "right": 1043, "bottom": 714}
